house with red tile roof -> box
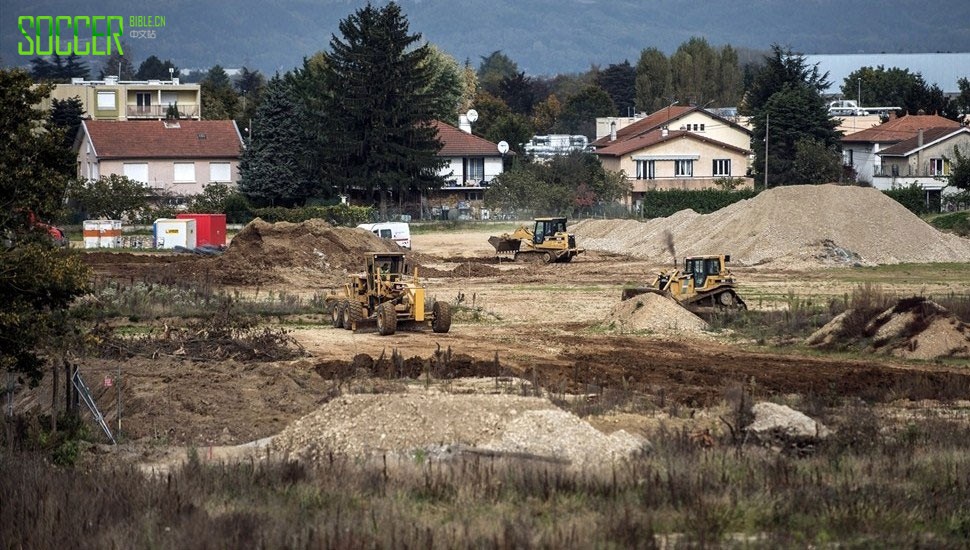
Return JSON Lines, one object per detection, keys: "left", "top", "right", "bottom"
{"left": 593, "top": 105, "right": 752, "bottom": 211}
{"left": 76, "top": 119, "right": 245, "bottom": 197}
{"left": 428, "top": 119, "right": 507, "bottom": 219}
{"left": 875, "top": 127, "right": 970, "bottom": 202}
{"left": 842, "top": 114, "right": 960, "bottom": 183}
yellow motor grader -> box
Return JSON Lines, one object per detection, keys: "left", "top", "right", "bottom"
{"left": 488, "top": 217, "right": 584, "bottom": 263}
{"left": 621, "top": 254, "right": 747, "bottom": 316}
{"left": 329, "top": 252, "right": 451, "bottom": 336}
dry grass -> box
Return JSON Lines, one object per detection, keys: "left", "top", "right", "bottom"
{"left": 4, "top": 404, "right": 970, "bottom": 548}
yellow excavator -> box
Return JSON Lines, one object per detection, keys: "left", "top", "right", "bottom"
{"left": 488, "top": 217, "right": 584, "bottom": 263}
{"left": 621, "top": 254, "right": 746, "bottom": 316}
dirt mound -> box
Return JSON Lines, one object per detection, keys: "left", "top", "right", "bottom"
{"left": 573, "top": 185, "right": 970, "bottom": 268}
{"left": 215, "top": 218, "right": 406, "bottom": 286}
{"left": 270, "top": 392, "right": 646, "bottom": 469}
{"left": 605, "top": 292, "right": 709, "bottom": 333}
{"left": 806, "top": 297, "right": 970, "bottom": 360}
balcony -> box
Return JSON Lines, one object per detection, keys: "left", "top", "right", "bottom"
{"left": 126, "top": 104, "right": 200, "bottom": 119}
{"left": 872, "top": 166, "right": 948, "bottom": 191}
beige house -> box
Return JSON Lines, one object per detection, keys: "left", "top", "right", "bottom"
{"left": 593, "top": 106, "right": 753, "bottom": 210}
{"left": 876, "top": 127, "right": 970, "bottom": 202}
{"left": 47, "top": 76, "right": 201, "bottom": 120}
{"left": 75, "top": 119, "right": 244, "bottom": 197}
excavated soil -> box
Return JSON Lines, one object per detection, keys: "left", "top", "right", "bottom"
{"left": 19, "top": 219, "right": 970, "bottom": 468}
{"left": 82, "top": 219, "right": 501, "bottom": 288}
{"left": 605, "top": 292, "right": 710, "bottom": 333}
{"left": 573, "top": 185, "right": 970, "bottom": 268}
{"left": 807, "top": 297, "right": 970, "bottom": 360}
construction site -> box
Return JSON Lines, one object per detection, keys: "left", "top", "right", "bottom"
{"left": 6, "top": 184, "right": 970, "bottom": 547}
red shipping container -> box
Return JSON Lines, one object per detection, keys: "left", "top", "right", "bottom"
{"left": 176, "top": 213, "right": 226, "bottom": 247}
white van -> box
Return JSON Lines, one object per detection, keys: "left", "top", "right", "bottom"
{"left": 357, "top": 222, "right": 411, "bottom": 249}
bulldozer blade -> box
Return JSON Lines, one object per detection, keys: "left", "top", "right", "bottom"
{"left": 489, "top": 236, "right": 521, "bottom": 254}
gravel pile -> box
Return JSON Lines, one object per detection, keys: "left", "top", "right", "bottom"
{"left": 606, "top": 292, "right": 709, "bottom": 333}
{"left": 573, "top": 185, "right": 970, "bottom": 268}
{"left": 481, "top": 409, "right": 646, "bottom": 469}
{"left": 270, "top": 392, "right": 647, "bottom": 469}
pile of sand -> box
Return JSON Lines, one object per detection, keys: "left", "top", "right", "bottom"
{"left": 270, "top": 392, "right": 646, "bottom": 470}
{"left": 806, "top": 297, "right": 970, "bottom": 360}
{"left": 573, "top": 185, "right": 970, "bottom": 268}
{"left": 605, "top": 292, "right": 710, "bottom": 333}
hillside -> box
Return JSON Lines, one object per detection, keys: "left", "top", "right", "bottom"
{"left": 4, "top": 0, "right": 969, "bottom": 76}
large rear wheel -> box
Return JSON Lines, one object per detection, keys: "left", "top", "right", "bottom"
{"left": 376, "top": 303, "right": 397, "bottom": 336}
{"left": 432, "top": 301, "right": 452, "bottom": 333}
{"left": 343, "top": 301, "right": 363, "bottom": 330}
{"left": 332, "top": 301, "right": 345, "bottom": 328}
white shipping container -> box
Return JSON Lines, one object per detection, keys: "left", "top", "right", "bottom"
{"left": 154, "top": 218, "right": 197, "bottom": 249}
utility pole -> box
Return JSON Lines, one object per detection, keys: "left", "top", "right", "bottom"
{"left": 764, "top": 113, "right": 770, "bottom": 189}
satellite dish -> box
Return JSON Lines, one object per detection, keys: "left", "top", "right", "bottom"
{"left": 497, "top": 141, "right": 509, "bottom": 155}
{"left": 466, "top": 109, "right": 479, "bottom": 123}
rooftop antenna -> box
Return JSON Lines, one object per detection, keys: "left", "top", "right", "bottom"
{"left": 466, "top": 109, "right": 478, "bottom": 134}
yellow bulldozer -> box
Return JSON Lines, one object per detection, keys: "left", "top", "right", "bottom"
{"left": 488, "top": 217, "right": 584, "bottom": 263}
{"left": 621, "top": 254, "right": 747, "bottom": 316}
{"left": 329, "top": 252, "right": 452, "bottom": 336}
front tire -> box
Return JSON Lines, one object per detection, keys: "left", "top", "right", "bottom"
{"left": 343, "top": 301, "right": 363, "bottom": 330}
{"left": 432, "top": 301, "right": 452, "bottom": 333}
{"left": 332, "top": 301, "right": 345, "bottom": 328}
{"left": 376, "top": 303, "right": 397, "bottom": 336}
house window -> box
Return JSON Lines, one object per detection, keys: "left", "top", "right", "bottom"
{"left": 209, "top": 162, "right": 231, "bottom": 183}
{"left": 123, "top": 162, "right": 148, "bottom": 184}
{"left": 135, "top": 92, "right": 152, "bottom": 113}
{"left": 463, "top": 157, "right": 484, "bottom": 183}
{"left": 635, "top": 160, "right": 656, "bottom": 180}
{"left": 675, "top": 159, "right": 693, "bottom": 177}
{"left": 96, "top": 91, "right": 116, "bottom": 110}
{"left": 929, "top": 157, "right": 946, "bottom": 176}
{"left": 713, "top": 159, "right": 731, "bottom": 177}
{"left": 174, "top": 162, "right": 195, "bottom": 183}
{"left": 699, "top": 124, "right": 705, "bottom": 131}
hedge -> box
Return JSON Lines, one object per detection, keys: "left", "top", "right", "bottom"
{"left": 250, "top": 204, "right": 375, "bottom": 226}
{"left": 640, "top": 189, "right": 760, "bottom": 218}
{"left": 883, "top": 184, "right": 928, "bottom": 215}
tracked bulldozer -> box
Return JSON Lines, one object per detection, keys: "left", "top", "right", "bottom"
{"left": 328, "top": 252, "right": 451, "bottom": 336}
{"left": 488, "top": 217, "right": 584, "bottom": 263}
{"left": 621, "top": 254, "right": 747, "bottom": 316}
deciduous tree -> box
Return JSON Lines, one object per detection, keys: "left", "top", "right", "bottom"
{"left": 555, "top": 85, "right": 616, "bottom": 138}
{"left": 68, "top": 174, "right": 151, "bottom": 220}
{"left": 635, "top": 47, "right": 672, "bottom": 113}
{"left": 0, "top": 69, "right": 89, "bottom": 385}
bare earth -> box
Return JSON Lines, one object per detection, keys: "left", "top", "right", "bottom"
{"left": 17, "top": 208, "right": 970, "bottom": 470}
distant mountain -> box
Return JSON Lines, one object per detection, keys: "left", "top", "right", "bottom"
{"left": 4, "top": 0, "right": 969, "bottom": 76}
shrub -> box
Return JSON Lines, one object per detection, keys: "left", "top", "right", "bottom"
{"left": 250, "top": 204, "right": 374, "bottom": 226}
{"left": 883, "top": 183, "right": 927, "bottom": 215}
{"left": 640, "top": 189, "right": 759, "bottom": 218}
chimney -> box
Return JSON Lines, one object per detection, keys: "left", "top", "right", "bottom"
{"left": 917, "top": 128, "right": 924, "bottom": 147}
{"left": 458, "top": 114, "right": 472, "bottom": 134}
{"left": 609, "top": 120, "right": 617, "bottom": 141}
{"left": 661, "top": 126, "right": 668, "bottom": 137}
